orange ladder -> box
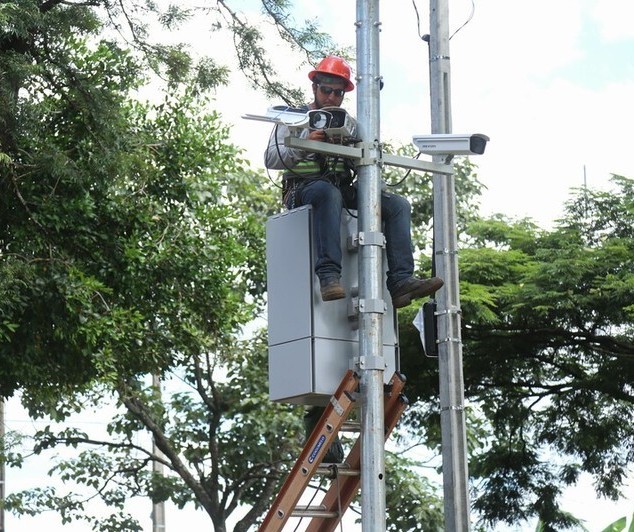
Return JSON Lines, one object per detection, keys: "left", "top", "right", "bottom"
{"left": 259, "top": 371, "right": 408, "bottom": 532}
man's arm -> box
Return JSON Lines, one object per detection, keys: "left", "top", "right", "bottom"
{"left": 264, "top": 123, "right": 310, "bottom": 170}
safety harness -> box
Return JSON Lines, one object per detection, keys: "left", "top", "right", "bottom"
{"left": 282, "top": 155, "right": 354, "bottom": 210}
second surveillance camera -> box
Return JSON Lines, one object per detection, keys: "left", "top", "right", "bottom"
{"left": 412, "top": 133, "right": 489, "bottom": 156}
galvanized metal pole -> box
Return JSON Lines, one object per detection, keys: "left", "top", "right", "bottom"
{"left": 355, "top": 1, "right": 386, "bottom": 530}
{"left": 428, "top": 1, "right": 471, "bottom": 530}
{"left": 151, "top": 374, "right": 166, "bottom": 532}
{"left": 0, "top": 399, "right": 5, "bottom": 532}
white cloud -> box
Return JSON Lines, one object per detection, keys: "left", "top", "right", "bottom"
{"left": 593, "top": 0, "right": 634, "bottom": 41}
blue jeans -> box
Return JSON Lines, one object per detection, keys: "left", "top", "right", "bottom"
{"left": 288, "top": 179, "right": 415, "bottom": 292}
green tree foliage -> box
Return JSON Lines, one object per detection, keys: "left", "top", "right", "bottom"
{"left": 0, "top": 2, "right": 286, "bottom": 527}
{"left": 217, "top": 0, "right": 346, "bottom": 104}
{"left": 0, "top": 7, "right": 289, "bottom": 525}
{"left": 399, "top": 175, "right": 634, "bottom": 529}
{"left": 0, "top": 0, "right": 287, "bottom": 400}
{"left": 3, "top": 334, "right": 304, "bottom": 531}
{"left": 383, "top": 451, "right": 444, "bottom": 531}
{"left": 0, "top": 52, "right": 262, "bottom": 405}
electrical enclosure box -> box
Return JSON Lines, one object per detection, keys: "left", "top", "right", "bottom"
{"left": 266, "top": 205, "right": 399, "bottom": 405}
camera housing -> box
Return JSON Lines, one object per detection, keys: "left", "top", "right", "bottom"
{"left": 308, "top": 107, "right": 357, "bottom": 142}
{"left": 412, "top": 133, "right": 489, "bottom": 156}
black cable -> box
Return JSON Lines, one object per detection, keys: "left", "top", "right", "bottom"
{"left": 450, "top": 0, "right": 475, "bottom": 40}
{"left": 384, "top": 151, "right": 424, "bottom": 187}
{"left": 291, "top": 475, "right": 325, "bottom": 532}
{"left": 273, "top": 122, "right": 307, "bottom": 180}
{"left": 265, "top": 167, "right": 283, "bottom": 190}
{"left": 411, "top": 0, "right": 426, "bottom": 41}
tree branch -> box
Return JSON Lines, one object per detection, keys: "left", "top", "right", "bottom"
{"left": 118, "top": 382, "right": 217, "bottom": 516}
{"left": 38, "top": 0, "right": 65, "bottom": 13}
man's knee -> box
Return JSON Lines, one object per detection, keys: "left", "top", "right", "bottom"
{"left": 382, "top": 191, "right": 411, "bottom": 217}
{"left": 303, "top": 180, "right": 342, "bottom": 208}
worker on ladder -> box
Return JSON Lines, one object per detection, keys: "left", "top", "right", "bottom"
{"left": 264, "top": 55, "right": 443, "bottom": 306}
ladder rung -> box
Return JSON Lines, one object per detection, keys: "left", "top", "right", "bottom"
{"left": 316, "top": 464, "right": 360, "bottom": 477}
{"left": 340, "top": 421, "right": 360, "bottom": 432}
{"left": 292, "top": 506, "right": 339, "bottom": 519}
{"left": 259, "top": 371, "right": 408, "bottom": 532}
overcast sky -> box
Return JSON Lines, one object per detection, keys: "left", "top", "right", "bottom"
{"left": 6, "top": 1, "right": 634, "bottom": 531}
{"left": 223, "top": 0, "right": 634, "bottom": 229}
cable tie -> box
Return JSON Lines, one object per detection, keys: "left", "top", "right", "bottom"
{"left": 434, "top": 307, "right": 462, "bottom": 316}
{"left": 437, "top": 337, "right": 461, "bottom": 344}
{"left": 440, "top": 404, "right": 464, "bottom": 412}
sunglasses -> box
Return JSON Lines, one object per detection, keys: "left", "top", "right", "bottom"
{"left": 318, "top": 84, "right": 346, "bottom": 97}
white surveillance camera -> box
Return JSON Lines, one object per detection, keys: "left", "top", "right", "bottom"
{"left": 412, "top": 133, "right": 489, "bottom": 156}
{"left": 308, "top": 107, "right": 357, "bottom": 142}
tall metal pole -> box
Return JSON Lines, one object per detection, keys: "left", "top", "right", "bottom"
{"left": 151, "top": 375, "right": 166, "bottom": 532}
{"left": 355, "top": 1, "right": 386, "bottom": 530}
{"left": 0, "top": 399, "right": 5, "bottom": 532}
{"left": 428, "top": 1, "right": 471, "bottom": 530}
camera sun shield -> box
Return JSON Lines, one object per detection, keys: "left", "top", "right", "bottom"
{"left": 412, "top": 133, "right": 490, "bottom": 156}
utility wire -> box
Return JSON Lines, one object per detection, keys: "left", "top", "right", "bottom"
{"left": 450, "top": 0, "right": 475, "bottom": 40}
{"left": 411, "top": 0, "right": 476, "bottom": 41}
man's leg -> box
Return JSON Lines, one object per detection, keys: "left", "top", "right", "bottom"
{"left": 381, "top": 191, "right": 443, "bottom": 307}
{"left": 297, "top": 180, "right": 345, "bottom": 300}
{"left": 303, "top": 406, "right": 344, "bottom": 464}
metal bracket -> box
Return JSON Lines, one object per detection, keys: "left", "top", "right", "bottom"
{"left": 357, "top": 140, "right": 381, "bottom": 166}
{"left": 383, "top": 153, "right": 454, "bottom": 175}
{"left": 358, "top": 231, "right": 385, "bottom": 248}
{"left": 440, "top": 404, "right": 464, "bottom": 412}
{"left": 346, "top": 234, "right": 359, "bottom": 251}
{"left": 437, "top": 337, "right": 462, "bottom": 345}
{"left": 355, "top": 355, "right": 387, "bottom": 371}
{"left": 358, "top": 298, "right": 386, "bottom": 314}
{"left": 285, "top": 136, "right": 360, "bottom": 159}
{"left": 435, "top": 248, "right": 459, "bottom": 256}
{"left": 347, "top": 295, "right": 360, "bottom": 330}
{"left": 284, "top": 137, "right": 454, "bottom": 175}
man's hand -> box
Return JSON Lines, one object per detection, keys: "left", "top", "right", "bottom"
{"left": 307, "top": 129, "right": 328, "bottom": 142}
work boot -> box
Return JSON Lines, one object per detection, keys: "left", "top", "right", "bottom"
{"left": 390, "top": 276, "right": 444, "bottom": 309}
{"left": 303, "top": 406, "right": 345, "bottom": 464}
{"left": 320, "top": 278, "right": 345, "bottom": 302}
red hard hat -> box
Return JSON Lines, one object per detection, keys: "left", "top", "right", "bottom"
{"left": 308, "top": 55, "right": 355, "bottom": 92}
